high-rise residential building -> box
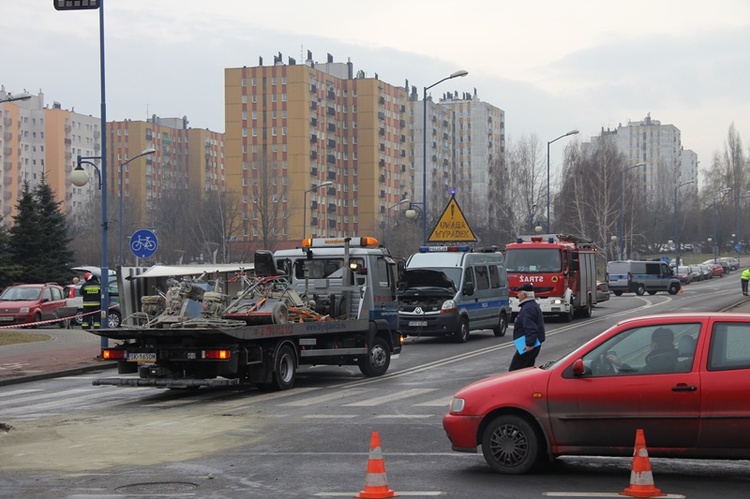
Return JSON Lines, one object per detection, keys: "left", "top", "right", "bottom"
{"left": 225, "top": 53, "right": 410, "bottom": 251}
{"left": 106, "top": 116, "right": 225, "bottom": 229}
{"left": 614, "top": 114, "right": 696, "bottom": 195}
{"left": 0, "top": 87, "right": 101, "bottom": 226}
{"left": 407, "top": 88, "right": 505, "bottom": 230}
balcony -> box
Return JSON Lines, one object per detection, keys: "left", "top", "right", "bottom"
{"left": 327, "top": 171, "right": 336, "bottom": 181}
{"left": 310, "top": 102, "right": 318, "bottom": 111}
{"left": 379, "top": 159, "right": 385, "bottom": 168}
{"left": 328, "top": 219, "right": 336, "bottom": 229}
{"left": 310, "top": 151, "right": 318, "bottom": 160}
{"left": 310, "top": 84, "right": 317, "bottom": 93}
{"left": 327, "top": 90, "right": 336, "bottom": 100}
{"left": 327, "top": 139, "right": 336, "bottom": 148}
{"left": 327, "top": 203, "right": 336, "bottom": 212}
{"left": 311, "top": 117, "right": 317, "bottom": 127}
{"left": 326, "top": 154, "right": 335, "bottom": 165}
{"left": 310, "top": 167, "right": 318, "bottom": 176}
{"left": 327, "top": 107, "right": 335, "bottom": 116}
{"left": 311, "top": 200, "right": 318, "bottom": 209}
{"left": 327, "top": 123, "right": 336, "bottom": 132}
{"left": 310, "top": 134, "right": 317, "bottom": 143}
{"left": 378, "top": 111, "right": 385, "bottom": 120}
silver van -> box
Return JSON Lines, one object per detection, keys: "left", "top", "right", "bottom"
{"left": 606, "top": 260, "right": 681, "bottom": 296}
{"left": 398, "top": 246, "right": 510, "bottom": 342}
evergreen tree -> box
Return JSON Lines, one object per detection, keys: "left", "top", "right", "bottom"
{"left": 9, "top": 182, "right": 44, "bottom": 283}
{"left": 0, "top": 217, "right": 23, "bottom": 287}
{"left": 34, "top": 177, "right": 75, "bottom": 284}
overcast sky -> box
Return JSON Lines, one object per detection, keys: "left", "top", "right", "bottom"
{"left": 3, "top": 0, "right": 749, "bottom": 183}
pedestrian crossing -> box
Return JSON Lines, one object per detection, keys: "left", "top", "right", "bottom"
{"left": 0, "top": 377, "right": 456, "bottom": 422}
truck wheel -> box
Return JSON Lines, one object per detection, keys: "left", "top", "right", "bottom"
{"left": 481, "top": 414, "right": 540, "bottom": 474}
{"left": 635, "top": 284, "right": 646, "bottom": 296}
{"left": 271, "top": 344, "right": 296, "bottom": 390}
{"left": 668, "top": 283, "right": 680, "bottom": 295}
{"left": 580, "top": 296, "right": 592, "bottom": 318}
{"left": 492, "top": 313, "right": 508, "bottom": 337}
{"left": 453, "top": 318, "right": 470, "bottom": 343}
{"left": 562, "top": 301, "right": 574, "bottom": 322}
{"left": 358, "top": 336, "right": 390, "bottom": 377}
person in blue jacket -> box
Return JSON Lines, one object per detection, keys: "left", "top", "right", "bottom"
{"left": 509, "top": 282, "right": 546, "bottom": 371}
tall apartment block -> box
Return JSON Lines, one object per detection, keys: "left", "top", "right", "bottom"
{"left": 225, "top": 53, "right": 505, "bottom": 251}
{"left": 614, "top": 114, "right": 697, "bottom": 196}
{"left": 0, "top": 87, "right": 101, "bottom": 226}
{"left": 225, "top": 53, "right": 410, "bottom": 251}
{"left": 107, "top": 116, "right": 225, "bottom": 230}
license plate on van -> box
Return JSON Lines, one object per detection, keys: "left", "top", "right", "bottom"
{"left": 408, "top": 321, "right": 428, "bottom": 327}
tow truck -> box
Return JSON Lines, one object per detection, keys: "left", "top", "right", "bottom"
{"left": 90, "top": 237, "right": 402, "bottom": 390}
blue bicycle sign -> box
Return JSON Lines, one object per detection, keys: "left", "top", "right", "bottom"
{"left": 130, "top": 229, "right": 158, "bottom": 258}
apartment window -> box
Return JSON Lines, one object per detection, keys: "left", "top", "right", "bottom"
{"left": 251, "top": 77, "right": 257, "bottom": 86}
{"left": 252, "top": 128, "right": 257, "bottom": 137}
{"left": 282, "top": 127, "right": 287, "bottom": 136}
{"left": 282, "top": 93, "right": 287, "bottom": 102}
{"left": 242, "top": 128, "right": 247, "bottom": 137}
{"left": 241, "top": 78, "right": 247, "bottom": 87}
{"left": 272, "top": 94, "right": 277, "bottom": 103}
{"left": 282, "top": 76, "right": 286, "bottom": 84}
{"left": 242, "top": 95, "right": 247, "bottom": 104}
{"left": 271, "top": 77, "right": 277, "bottom": 85}
{"left": 251, "top": 111, "right": 257, "bottom": 120}
{"left": 272, "top": 127, "right": 277, "bottom": 136}
{"left": 251, "top": 95, "right": 257, "bottom": 103}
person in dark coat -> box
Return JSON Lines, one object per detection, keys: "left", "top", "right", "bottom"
{"left": 509, "top": 282, "right": 546, "bottom": 371}
{"left": 80, "top": 272, "right": 101, "bottom": 329}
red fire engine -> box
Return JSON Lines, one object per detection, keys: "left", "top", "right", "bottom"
{"left": 504, "top": 234, "right": 598, "bottom": 321}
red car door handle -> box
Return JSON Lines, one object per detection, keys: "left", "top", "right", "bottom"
{"left": 671, "top": 384, "right": 697, "bottom": 392}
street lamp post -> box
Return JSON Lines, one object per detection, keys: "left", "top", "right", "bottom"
{"left": 711, "top": 187, "right": 731, "bottom": 263}
{"left": 57, "top": 0, "right": 110, "bottom": 345}
{"left": 302, "top": 181, "right": 333, "bottom": 241}
{"left": 422, "top": 70, "right": 468, "bottom": 245}
{"left": 546, "top": 130, "right": 579, "bottom": 233}
{"left": 619, "top": 163, "right": 645, "bottom": 260}
{"left": 0, "top": 94, "right": 32, "bottom": 104}
{"left": 119, "top": 148, "right": 156, "bottom": 266}
{"left": 673, "top": 179, "right": 696, "bottom": 267}
{"left": 528, "top": 203, "right": 537, "bottom": 233}
{"left": 386, "top": 199, "right": 411, "bottom": 248}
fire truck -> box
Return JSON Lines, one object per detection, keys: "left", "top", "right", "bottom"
{"left": 504, "top": 234, "right": 598, "bottom": 321}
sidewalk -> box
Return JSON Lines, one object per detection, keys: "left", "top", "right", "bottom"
{"left": 0, "top": 326, "right": 116, "bottom": 387}
{"left": 2, "top": 297, "right": 750, "bottom": 387}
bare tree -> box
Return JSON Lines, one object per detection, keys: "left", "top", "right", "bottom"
{"left": 250, "top": 152, "right": 288, "bottom": 252}
{"left": 189, "top": 189, "right": 246, "bottom": 263}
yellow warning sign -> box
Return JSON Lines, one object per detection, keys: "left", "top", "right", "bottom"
{"left": 428, "top": 196, "right": 477, "bottom": 243}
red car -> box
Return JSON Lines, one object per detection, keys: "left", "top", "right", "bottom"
{"left": 443, "top": 313, "right": 750, "bottom": 474}
{"left": 709, "top": 263, "right": 725, "bottom": 278}
{"left": 0, "top": 283, "right": 67, "bottom": 326}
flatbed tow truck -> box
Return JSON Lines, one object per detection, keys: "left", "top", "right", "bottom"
{"left": 90, "top": 237, "right": 402, "bottom": 391}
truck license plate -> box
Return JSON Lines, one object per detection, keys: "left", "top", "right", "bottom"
{"left": 127, "top": 352, "right": 156, "bottom": 362}
{"left": 408, "top": 321, "right": 428, "bottom": 327}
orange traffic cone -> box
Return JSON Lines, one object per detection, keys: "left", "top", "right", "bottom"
{"left": 356, "top": 432, "right": 398, "bottom": 498}
{"left": 620, "top": 429, "right": 664, "bottom": 497}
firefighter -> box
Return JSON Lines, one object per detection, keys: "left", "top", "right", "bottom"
{"left": 80, "top": 272, "right": 101, "bottom": 329}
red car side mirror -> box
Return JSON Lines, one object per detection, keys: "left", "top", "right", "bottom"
{"left": 572, "top": 359, "right": 585, "bottom": 376}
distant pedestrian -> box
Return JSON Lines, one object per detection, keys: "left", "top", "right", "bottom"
{"left": 509, "top": 283, "right": 546, "bottom": 371}
{"left": 742, "top": 268, "right": 750, "bottom": 296}
{"left": 72, "top": 276, "right": 79, "bottom": 285}
{"left": 80, "top": 272, "right": 101, "bottom": 329}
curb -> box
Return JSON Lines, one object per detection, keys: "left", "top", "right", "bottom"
{"left": 0, "top": 362, "right": 117, "bottom": 388}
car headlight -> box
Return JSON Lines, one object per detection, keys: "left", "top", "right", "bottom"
{"left": 441, "top": 300, "right": 456, "bottom": 311}
{"left": 20, "top": 307, "right": 30, "bottom": 313}
{"left": 449, "top": 397, "right": 465, "bottom": 413}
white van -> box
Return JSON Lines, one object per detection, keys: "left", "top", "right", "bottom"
{"left": 398, "top": 246, "right": 510, "bottom": 343}
{"left": 607, "top": 260, "right": 681, "bottom": 296}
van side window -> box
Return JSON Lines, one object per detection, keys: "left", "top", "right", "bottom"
{"left": 489, "top": 265, "right": 501, "bottom": 288}
{"left": 463, "top": 267, "right": 474, "bottom": 290}
{"left": 645, "top": 263, "right": 661, "bottom": 274}
{"left": 475, "top": 265, "right": 490, "bottom": 290}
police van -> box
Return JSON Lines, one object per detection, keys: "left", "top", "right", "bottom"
{"left": 606, "top": 260, "right": 682, "bottom": 296}
{"left": 397, "top": 245, "right": 510, "bottom": 343}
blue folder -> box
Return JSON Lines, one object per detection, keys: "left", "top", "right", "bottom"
{"left": 514, "top": 337, "right": 541, "bottom": 354}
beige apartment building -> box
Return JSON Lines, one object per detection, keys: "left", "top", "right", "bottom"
{"left": 107, "top": 116, "right": 225, "bottom": 231}
{"left": 225, "top": 55, "right": 411, "bottom": 252}
{"left": 0, "top": 88, "right": 101, "bottom": 225}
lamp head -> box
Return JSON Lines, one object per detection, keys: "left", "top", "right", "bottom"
{"left": 70, "top": 165, "right": 89, "bottom": 187}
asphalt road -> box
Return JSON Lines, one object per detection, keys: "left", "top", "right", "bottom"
{"left": 1, "top": 274, "right": 749, "bottom": 498}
